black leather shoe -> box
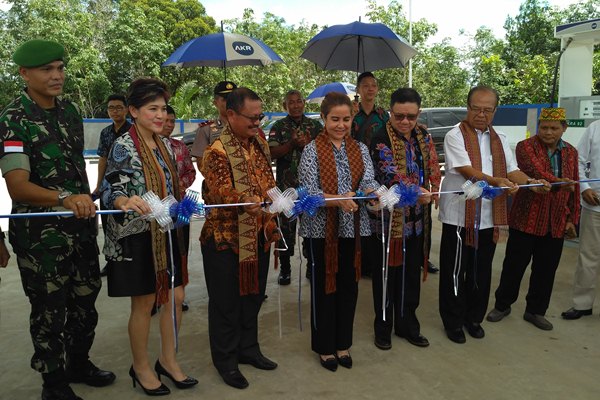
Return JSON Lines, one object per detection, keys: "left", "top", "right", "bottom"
{"left": 374, "top": 336, "right": 392, "bottom": 350}
{"left": 155, "top": 360, "right": 198, "bottom": 389}
{"left": 427, "top": 261, "right": 439, "bottom": 274}
{"left": 319, "top": 356, "right": 338, "bottom": 372}
{"left": 464, "top": 322, "right": 485, "bottom": 339}
{"left": 337, "top": 354, "right": 352, "bottom": 369}
{"left": 278, "top": 272, "right": 291, "bottom": 285}
{"left": 129, "top": 366, "right": 170, "bottom": 396}
{"left": 239, "top": 353, "right": 277, "bottom": 370}
{"left": 445, "top": 328, "right": 466, "bottom": 344}
{"left": 220, "top": 369, "right": 249, "bottom": 389}
{"left": 182, "top": 301, "right": 189, "bottom": 312}
{"left": 486, "top": 307, "right": 511, "bottom": 322}
{"left": 67, "top": 360, "right": 116, "bottom": 387}
{"left": 404, "top": 333, "right": 430, "bottom": 347}
{"left": 42, "top": 385, "right": 83, "bottom": 400}
{"left": 561, "top": 307, "right": 592, "bottom": 320}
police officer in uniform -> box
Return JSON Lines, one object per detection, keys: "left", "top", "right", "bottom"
{"left": 190, "top": 80, "right": 238, "bottom": 168}
{"left": 0, "top": 40, "right": 115, "bottom": 400}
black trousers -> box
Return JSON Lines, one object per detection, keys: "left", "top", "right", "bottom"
{"left": 307, "top": 238, "right": 358, "bottom": 355}
{"left": 372, "top": 234, "right": 425, "bottom": 340}
{"left": 494, "top": 228, "right": 564, "bottom": 315}
{"left": 201, "top": 238, "right": 270, "bottom": 373}
{"left": 439, "top": 224, "right": 496, "bottom": 330}
{"left": 361, "top": 233, "right": 379, "bottom": 276}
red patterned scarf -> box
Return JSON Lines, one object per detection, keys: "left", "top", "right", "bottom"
{"left": 459, "top": 121, "right": 508, "bottom": 246}
{"left": 220, "top": 125, "right": 275, "bottom": 295}
{"left": 314, "top": 131, "right": 364, "bottom": 294}
{"left": 385, "top": 122, "right": 433, "bottom": 278}
{"left": 130, "top": 125, "right": 182, "bottom": 305}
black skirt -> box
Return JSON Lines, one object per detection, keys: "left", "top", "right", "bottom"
{"left": 107, "top": 230, "right": 183, "bottom": 297}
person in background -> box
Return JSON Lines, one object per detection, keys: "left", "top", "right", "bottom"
{"left": 369, "top": 88, "right": 440, "bottom": 350}
{"left": 94, "top": 94, "right": 131, "bottom": 276}
{"left": 486, "top": 107, "right": 577, "bottom": 331}
{"left": 269, "top": 89, "right": 322, "bottom": 285}
{"left": 0, "top": 39, "right": 115, "bottom": 400}
{"left": 102, "top": 78, "right": 197, "bottom": 396}
{"left": 299, "top": 92, "right": 379, "bottom": 372}
{"left": 562, "top": 119, "right": 600, "bottom": 320}
{"left": 352, "top": 71, "right": 390, "bottom": 279}
{"left": 160, "top": 105, "right": 196, "bottom": 313}
{"left": 191, "top": 80, "right": 237, "bottom": 169}
{"left": 200, "top": 87, "right": 279, "bottom": 390}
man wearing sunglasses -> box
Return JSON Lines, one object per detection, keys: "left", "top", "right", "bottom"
{"left": 200, "top": 88, "right": 279, "bottom": 389}
{"left": 369, "top": 88, "right": 441, "bottom": 350}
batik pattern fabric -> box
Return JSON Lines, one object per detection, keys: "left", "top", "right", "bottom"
{"left": 509, "top": 135, "right": 579, "bottom": 238}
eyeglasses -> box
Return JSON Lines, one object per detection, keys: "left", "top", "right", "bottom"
{"left": 108, "top": 106, "right": 125, "bottom": 111}
{"left": 392, "top": 113, "right": 419, "bottom": 121}
{"left": 236, "top": 112, "right": 265, "bottom": 123}
{"left": 469, "top": 106, "right": 496, "bottom": 116}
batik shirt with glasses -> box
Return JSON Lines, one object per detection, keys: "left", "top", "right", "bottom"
{"left": 97, "top": 118, "right": 132, "bottom": 158}
{"left": 370, "top": 125, "right": 441, "bottom": 237}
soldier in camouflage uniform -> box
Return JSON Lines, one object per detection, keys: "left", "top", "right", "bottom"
{"left": 191, "top": 80, "right": 238, "bottom": 169}
{"left": 0, "top": 40, "right": 115, "bottom": 400}
{"left": 269, "top": 90, "right": 322, "bottom": 285}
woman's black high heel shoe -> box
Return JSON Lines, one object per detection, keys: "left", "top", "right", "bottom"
{"left": 129, "top": 366, "right": 171, "bottom": 396}
{"left": 319, "top": 355, "right": 338, "bottom": 372}
{"left": 155, "top": 360, "right": 198, "bottom": 389}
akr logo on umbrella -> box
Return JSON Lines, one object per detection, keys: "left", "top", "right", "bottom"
{"left": 233, "top": 41, "right": 254, "bottom": 56}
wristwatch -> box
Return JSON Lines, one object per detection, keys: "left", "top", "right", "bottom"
{"left": 58, "top": 190, "right": 72, "bottom": 207}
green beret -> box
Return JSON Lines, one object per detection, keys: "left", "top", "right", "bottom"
{"left": 12, "top": 40, "right": 64, "bottom": 67}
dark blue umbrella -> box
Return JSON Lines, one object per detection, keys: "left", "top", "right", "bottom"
{"left": 163, "top": 32, "right": 283, "bottom": 78}
{"left": 300, "top": 21, "right": 417, "bottom": 72}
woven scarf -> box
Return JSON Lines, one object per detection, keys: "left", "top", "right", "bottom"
{"left": 385, "top": 122, "right": 432, "bottom": 277}
{"left": 129, "top": 124, "right": 181, "bottom": 305}
{"left": 314, "top": 131, "right": 364, "bottom": 294}
{"left": 459, "top": 121, "right": 508, "bottom": 246}
{"left": 220, "top": 125, "right": 274, "bottom": 295}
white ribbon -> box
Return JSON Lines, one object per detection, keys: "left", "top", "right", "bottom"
{"left": 267, "top": 187, "right": 298, "bottom": 218}
{"left": 462, "top": 180, "right": 486, "bottom": 200}
{"left": 141, "top": 191, "right": 178, "bottom": 232}
{"left": 374, "top": 184, "right": 400, "bottom": 212}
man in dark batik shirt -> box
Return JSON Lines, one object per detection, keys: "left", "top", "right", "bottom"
{"left": 269, "top": 90, "right": 322, "bottom": 285}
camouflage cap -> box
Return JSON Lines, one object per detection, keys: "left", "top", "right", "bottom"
{"left": 539, "top": 107, "right": 566, "bottom": 121}
{"left": 214, "top": 81, "right": 237, "bottom": 97}
{"left": 13, "top": 39, "right": 64, "bottom": 68}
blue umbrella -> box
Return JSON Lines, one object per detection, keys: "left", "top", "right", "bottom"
{"left": 306, "top": 82, "right": 356, "bottom": 104}
{"left": 163, "top": 32, "right": 283, "bottom": 78}
{"left": 300, "top": 21, "right": 417, "bottom": 72}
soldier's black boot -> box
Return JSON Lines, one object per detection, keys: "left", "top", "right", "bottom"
{"left": 278, "top": 254, "right": 291, "bottom": 285}
{"left": 66, "top": 355, "right": 116, "bottom": 387}
{"left": 42, "top": 369, "right": 83, "bottom": 400}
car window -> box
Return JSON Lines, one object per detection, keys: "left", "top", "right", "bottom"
{"left": 417, "top": 114, "right": 427, "bottom": 126}
{"left": 431, "top": 111, "right": 462, "bottom": 128}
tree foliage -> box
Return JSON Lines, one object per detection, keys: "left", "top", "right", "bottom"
{"left": 0, "top": 0, "right": 597, "bottom": 116}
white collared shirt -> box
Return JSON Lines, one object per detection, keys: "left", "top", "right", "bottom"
{"left": 439, "top": 124, "right": 518, "bottom": 229}
{"left": 577, "top": 119, "right": 600, "bottom": 213}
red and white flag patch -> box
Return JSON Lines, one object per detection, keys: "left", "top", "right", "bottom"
{"left": 3, "top": 140, "right": 24, "bottom": 153}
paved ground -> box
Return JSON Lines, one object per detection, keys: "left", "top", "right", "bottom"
{"left": 1, "top": 210, "right": 599, "bottom": 400}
